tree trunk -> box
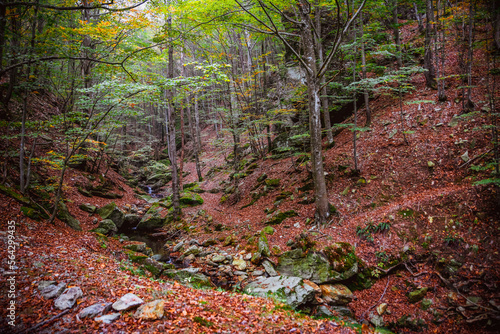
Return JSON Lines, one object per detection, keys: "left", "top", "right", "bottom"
{"left": 300, "top": 1, "right": 329, "bottom": 224}
{"left": 391, "top": 0, "right": 403, "bottom": 68}
{"left": 424, "top": 0, "right": 436, "bottom": 88}
{"left": 414, "top": 2, "right": 424, "bottom": 32}
{"left": 360, "top": 11, "right": 371, "bottom": 126}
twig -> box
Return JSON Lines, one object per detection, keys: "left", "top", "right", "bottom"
{"left": 19, "top": 309, "right": 70, "bottom": 333}
{"left": 459, "top": 148, "right": 494, "bottom": 168}
{"left": 360, "top": 276, "right": 390, "bottom": 321}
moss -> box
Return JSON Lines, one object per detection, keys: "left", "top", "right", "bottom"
{"left": 298, "top": 182, "right": 314, "bottom": 192}
{"left": 276, "top": 191, "right": 293, "bottom": 201}
{"left": 256, "top": 173, "right": 268, "bottom": 183}
{"left": 262, "top": 226, "right": 275, "bottom": 235}
{"left": 21, "top": 206, "right": 46, "bottom": 220}
{"left": 0, "top": 184, "right": 30, "bottom": 205}
{"left": 219, "top": 194, "right": 229, "bottom": 204}
{"left": 265, "top": 179, "right": 280, "bottom": 187}
{"left": 323, "top": 242, "right": 358, "bottom": 272}
{"left": 264, "top": 210, "right": 298, "bottom": 225}
{"left": 96, "top": 202, "right": 117, "bottom": 219}
{"left": 124, "top": 249, "right": 148, "bottom": 264}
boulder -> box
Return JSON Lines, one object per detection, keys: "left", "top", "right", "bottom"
{"left": 40, "top": 282, "right": 66, "bottom": 299}
{"left": 134, "top": 300, "right": 165, "bottom": 320}
{"left": 96, "top": 202, "right": 125, "bottom": 228}
{"left": 277, "top": 243, "right": 358, "bottom": 284}
{"left": 123, "top": 241, "right": 147, "bottom": 253}
{"left": 79, "top": 302, "right": 112, "bottom": 319}
{"left": 232, "top": 259, "right": 247, "bottom": 271}
{"left": 112, "top": 293, "right": 144, "bottom": 311}
{"left": 319, "top": 284, "right": 354, "bottom": 305}
{"left": 95, "top": 313, "right": 121, "bottom": 324}
{"left": 136, "top": 204, "right": 163, "bottom": 231}
{"left": 91, "top": 219, "right": 117, "bottom": 235}
{"left": 54, "top": 287, "right": 83, "bottom": 310}
{"left": 182, "top": 245, "right": 201, "bottom": 257}
{"left": 262, "top": 260, "right": 278, "bottom": 277}
{"left": 142, "top": 257, "right": 167, "bottom": 276}
{"left": 179, "top": 192, "right": 204, "bottom": 206}
{"left": 258, "top": 234, "right": 271, "bottom": 257}
{"left": 123, "top": 214, "right": 141, "bottom": 229}
{"left": 409, "top": 287, "right": 428, "bottom": 303}
{"left": 79, "top": 203, "right": 96, "bottom": 214}
{"left": 244, "top": 276, "right": 318, "bottom": 309}
{"left": 57, "top": 201, "right": 82, "bottom": 231}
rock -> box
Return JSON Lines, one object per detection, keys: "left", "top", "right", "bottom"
{"left": 251, "top": 252, "right": 262, "bottom": 264}
{"left": 143, "top": 257, "right": 167, "bottom": 276}
{"left": 123, "top": 241, "right": 147, "bottom": 253}
{"left": 409, "top": 287, "right": 428, "bottom": 303}
{"left": 95, "top": 312, "right": 121, "bottom": 324}
{"left": 212, "top": 254, "right": 226, "bottom": 263}
{"left": 163, "top": 268, "right": 212, "bottom": 288}
{"left": 179, "top": 192, "right": 204, "bottom": 206}
{"left": 369, "top": 311, "right": 385, "bottom": 327}
{"left": 125, "top": 250, "right": 148, "bottom": 264}
{"left": 252, "top": 270, "right": 264, "bottom": 276}
{"left": 421, "top": 298, "right": 432, "bottom": 310}
{"left": 136, "top": 203, "right": 164, "bottom": 231}
{"left": 319, "top": 284, "right": 353, "bottom": 305}
{"left": 258, "top": 234, "right": 270, "bottom": 257}
{"left": 257, "top": 173, "right": 268, "bottom": 183}
{"left": 183, "top": 245, "right": 201, "bottom": 257}
{"left": 277, "top": 243, "right": 358, "bottom": 284}
{"left": 262, "top": 260, "right": 278, "bottom": 277}
{"left": 91, "top": 219, "right": 117, "bottom": 235}
{"left": 113, "top": 293, "right": 144, "bottom": 311}
{"left": 123, "top": 214, "right": 141, "bottom": 229}
{"left": 57, "top": 201, "right": 82, "bottom": 231}
{"left": 173, "top": 240, "right": 185, "bottom": 252}
{"left": 234, "top": 271, "right": 247, "bottom": 276}
{"left": 427, "top": 161, "right": 435, "bottom": 168}
{"left": 448, "top": 115, "right": 460, "bottom": 127}
{"left": 262, "top": 226, "right": 275, "bottom": 235}
{"left": 460, "top": 151, "right": 469, "bottom": 162}
{"left": 37, "top": 281, "right": 56, "bottom": 291}
{"left": 79, "top": 203, "right": 96, "bottom": 214}
{"left": 79, "top": 302, "right": 112, "bottom": 319}
{"left": 232, "top": 258, "right": 247, "bottom": 271}
{"left": 96, "top": 202, "right": 124, "bottom": 228}
{"left": 54, "top": 287, "right": 83, "bottom": 310}
{"left": 264, "top": 210, "right": 298, "bottom": 225}
{"left": 40, "top": 282, "right": 66, "bottom": 299}
{"left": 134, "top": 300, "right": 165, "bottom": 321}
{"left": 244, "top": 253, "right": 252, "bottom": 261}
{"left": 244, "top": 276, "right": 318, "bottom": 309}
{"left": 202, "top": 238, "right": 218, "bottom": 247}
{"left": 377, "top": 303, "right": 388, "bottom": 315}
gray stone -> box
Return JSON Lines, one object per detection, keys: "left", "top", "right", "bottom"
{"left": 112, "top": 293, "right": 144, "bottom": 311}
{"left": 136, "top": 204, "right": 163, "bottom": 231}
{"left": 258, "top": 234, "right": 270, "bottom": 257}
{"left": 252, "top": 270, "right": 264, "bottom": 276}
{"left": 79, "top": 302, "right": 112, "bottom": 319}
{"left": 262, "top": 260, "right": 278, "bottom": 277}
{"left": 212, "top": 254, "right": 226, "bottom": 263}
{"left": 173, "top": 241, "right": 184, "bottom": 252}
{"left": 232, "top": 258, "right": 247, "bottom": 271}
{"left": 234, "top": 271, "right": 247, "bottom": 276}
{"left": 143, "top": 257, "right": 167, "bottom": 276}
{"left": 369, "top": 312, "right": 385, "bottom": 327}
{"left": 37, "top": 281, "right": 56, "bottom": 292}
{"left": 92, "top": 219, "right": 117, "bottom": 235}
{"left": 79, "top": 203, "right": 96, "bottom": 214}
{"left": 243, "top": 275, "right": 317, "bottom": 309}
{"left": 163, "top": 268, "right": 211, "bottom": 288}
{"left": 41, "top": 282, "right": 66, "bottom": 299}
{"left": 123, "top": 214, "right": 141, "bottom": 228}
{"left": 123, "top": 242, "right": 147, "bottom": 253}
{"left": 95, "top": 312, "right": 121, "bottom": 324}
{"left": 54, "top": 287, "right": 83, "bottom": 310}
{"left": 461, "top": 151, "right": 470, "bottom": 162}
{"left": 183, "top": 245, "right": 201, "bottom": 257}
{"left": 57, "top": 201, "right": 82, "bottom": 231}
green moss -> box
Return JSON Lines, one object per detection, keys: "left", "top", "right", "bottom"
{"left": 179, "top": 192, "right": 203, "bottom": 206}
{"left": 0, "top": 184, "right": 30, "bottom": 205}
{"left": 262, "top": 226, "right": 275, "bottom": 235}
{"left": 264, "top": 210, "right": 298, "bottom": 225}
{"left": 265, "top": 179, "right": 280, "bottom": 187}
{"left": 21, "top": 206, "right": 47, "bottom": 220}
{"left": 256, "top": 173, "right": 268, "bottom": 183}
{"left": 276, "top": 191, "right": 293, "bottom": 201}
{"left": 124, "top": 249, "right": 148, "bottom": 264}
{"left": 323, "top": 242, "right": 358, "bottom": 272}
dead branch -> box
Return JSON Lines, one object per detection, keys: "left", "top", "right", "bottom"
{"left": 19, "top": 309, "right": 70, "bottom": 334}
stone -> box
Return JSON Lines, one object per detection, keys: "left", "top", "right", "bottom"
{"left": 234, "top": 271, "right": 247, "bottom": 276}
{"left": 37, "top": 281, "right": 56, "bottom": 291}
{"left": 409, "top": 287, "right": 428, "bottom": 303}
{"left": 112, "top": 293, "right": 144, "bottom": 311}
{"left": 173, "top": 240, "right": 185, "bottom": 252}
{"left": 258, "top": 234, "right": 270, "bottom": 257}
{"left": 79, "top": 203, "right": 96, "bottom": 214}
{"left": 212, "top": 254, "right": 226, "bottom": 263}
{"left": 252, "top": 270, "right": 264, "bottom": 276}
{"left": 262, "top": 260, "right": 278, "bottom": 277}
{"left": 123, "top": 214, "right": 141, "bottom": 229}
{"left": 143, "top": 257, "right": 167, "bottom": 276}
{"left": 123, "top": 241, "right": 147, "bottom": 253}
{"left": 202, "top": 238, "right": 218, "bottom": 247}
{"left": 125, "top": 250, "right": 148, "bottom": 264}
{"left": 244, "top": 275, "right": 318, "bottom": 309}
{"left": 79, "top": 302, "right": 112, "bottom": 319}
{"left": 232, "top": 259, "right": 247, "bottom": 271}
{"left": 319, "top": 284, "right": 353, "bottom": 305}
{"left": 41, "top": 282, "right": 66, "bottom": 299}
{"left": 96, "top": 202, "right": 124, "bottom": 228}
{"left": 134, "top": 300, "right": 165, "bottom": 321}
{"left": 277, "top": 244, "right": 358, "bottom": 284}
{"left": 179, "top": 192, "right": 204, "bottom": 206}
{"left": 448, "top": 115, "right": 460, "bottom": 127}
{"left": 421, "top": 298, "right": 432, "bottom": 310}
{"left": 183, "top": 245, "right": 201, "bottom": 257}
{"left": 262, "top": 226, "right": 275, "bottom": 235}
{"left": 91, "top": 219, "right": 117, "bottom": 235}
{"left": 54, "top": 287, "right": 83, "bottom": 310}
{"left": 57, "top": 201, "right": 82, "bottom": 231}
{"left": 95, "top": 313, "right": 121, "bottom": 324}
{"left": 136, "top": 204, "right": 163, "bottom": 231}
{"left": 427, "top": 161, "right": 435, "bottom": 168}
{"left": 369, "top": 312, "right": 385, "bottom": 327}
{"left": 460, "top": 151, "right": 469, "bottom": 162}
{"left": 251, "top": 252, "right": 262, "bottom": 264}
{"left": 377, "top": 303, "right": 388, "bottom": 315}
{"left": 264, "top": 210, "right": 298, "bottom": 225}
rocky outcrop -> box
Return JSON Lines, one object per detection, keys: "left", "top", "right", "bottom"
{"left": 96, "top": 202, "right": 124, "bottom": 228}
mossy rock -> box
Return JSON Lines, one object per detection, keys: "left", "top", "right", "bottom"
{"left": 258, "top": 234, "right": 271, "bottom": 257}
{"left": 77, "top": 186, "right": 93, "bottom": 197}
{"left": 276, "top": 191, "right": 293, "bottom": 201}
{"left": 256, "top": 173, "right": 268, "bottom": 183}
{"left": 323, "top": 242, "right": 358, "bottom": 272}
{"left": 262, "top": 226, "right": 275, "bottom": 235}
{"left": 265, "top": 179, "right": 280, "bottom": 187}
{"left": 90, "top": 219, "right": 117, "bottom": 235}
{"left": 0, "top": 184, "right": 30, "bottom": 205}
{"left": 277, "top": 244, "right": 359, "bottom": 284}
{"left": 264, "top": 210, "right": 298, "bottom": 225}
{"left": 179, "top": 192, "right": 204, "bottom": 207}
{"left": 96, "top": 202, "right": 124, "bottom": 228}
{"left": 21, "top": 206, "right": 48, "bottom": 220}
{"left": 123, "top": 241, "right": 148, "bottom": 253}
{"left": 136, "top": 203, "right": 164, "bottom": 231}
{"left": 163, "top": 268, "right": 212, "bottom": 288}
{"left": 79, "top": 203, "right": 96, "bottom": 214}
{"left": 57, "top": 201, "right": 82, "bottom": 231}
{"left": 246, "top": 163, "right": 259, "bottom": 172}
{"left": 409, "top": 287, "right": 428, "bottom": 303}
{"left": 124, "top": 249, "right": 148, "bottom": 264}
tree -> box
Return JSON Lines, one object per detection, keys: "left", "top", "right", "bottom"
{"left": 235, "top": 0, "right": 366, "bottom": 224}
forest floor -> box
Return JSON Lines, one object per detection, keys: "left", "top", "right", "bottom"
{"left": 1, "top": 21, "right": 500, "bottom": 334}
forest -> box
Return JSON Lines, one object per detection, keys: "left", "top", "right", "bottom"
{"left": 0, "top": 0, "right": 499, "bottom": 333}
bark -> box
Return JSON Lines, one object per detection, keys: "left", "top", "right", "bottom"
{"left": 414, "top": 2, "right": 424, "bottom": 32}
{"left": 436, "top": 0, "right": 447, "bottom": 101}
{"left": 424, "top": 0, "right": 436, "bottom": 88}
{"left": 299, "top": 1, "right": 329, "bottom": 224}
{"left": 360, "top": 11, "right": 371, "bottom": 126}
